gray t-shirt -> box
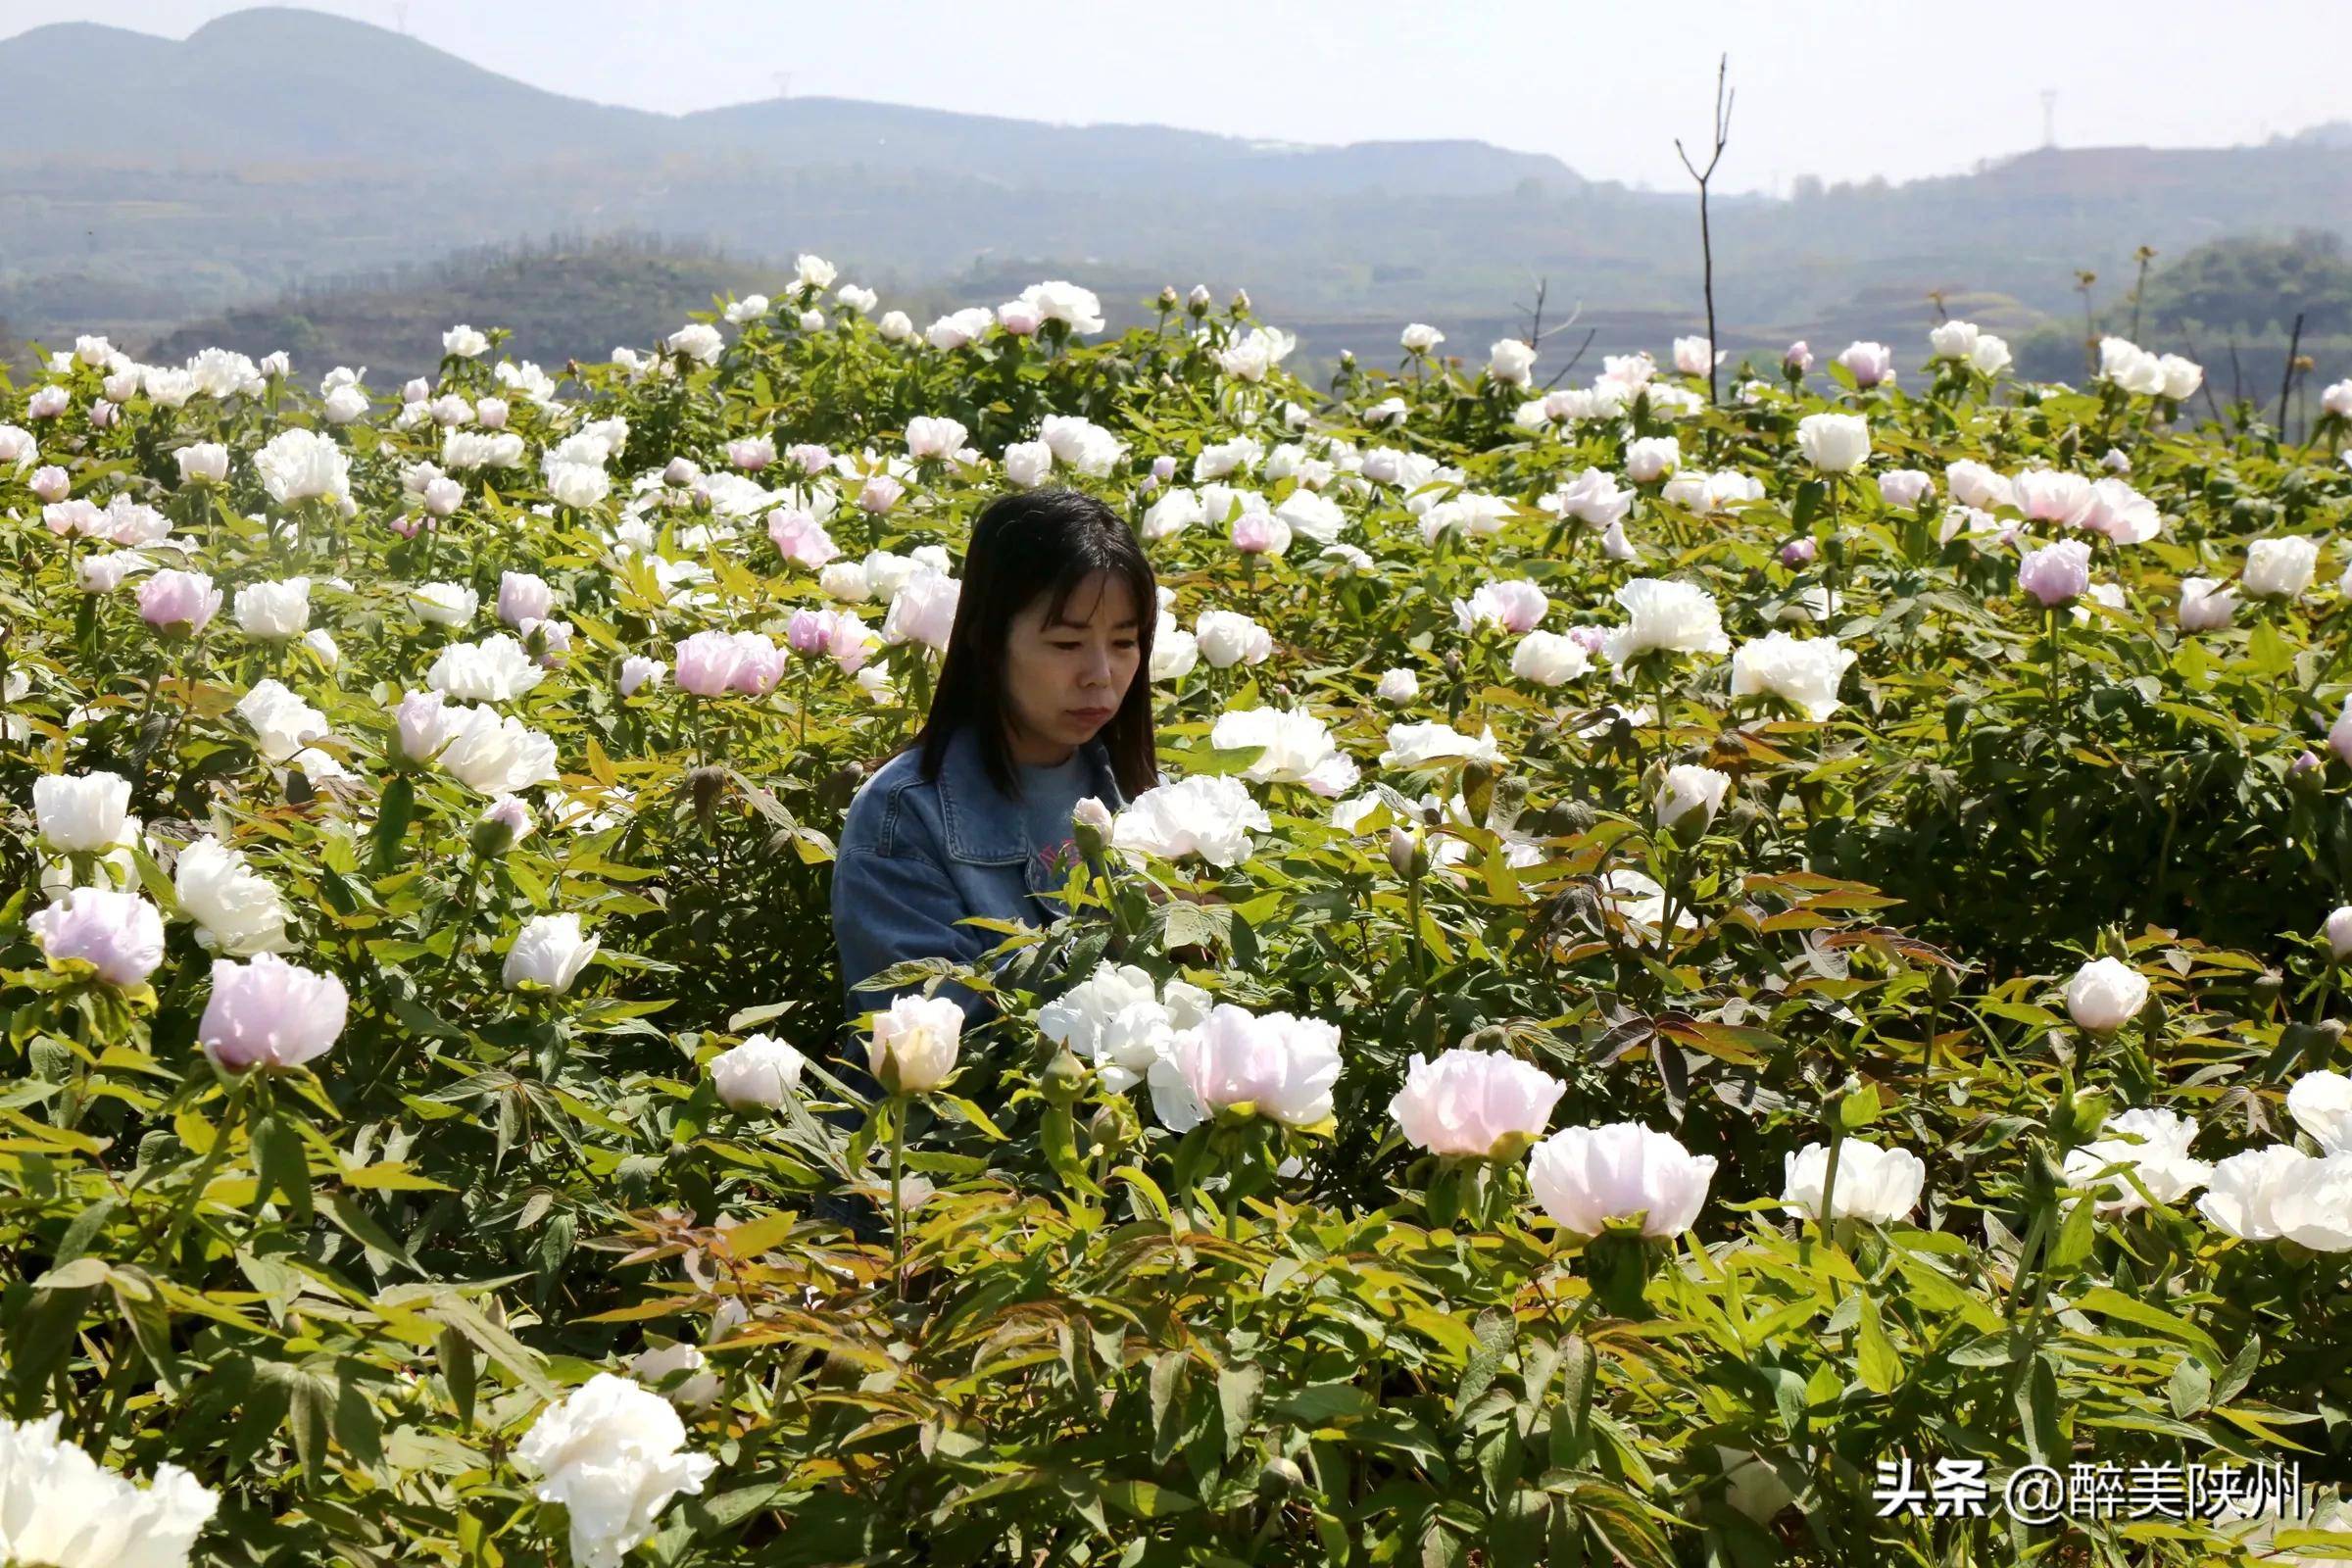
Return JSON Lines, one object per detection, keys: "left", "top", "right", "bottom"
{"left": 1011, "top": 749, "right": 1095, "bottom": 892}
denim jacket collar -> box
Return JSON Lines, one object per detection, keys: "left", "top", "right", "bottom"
{"left": 936, "top": 722, "right": 1127, "bottom": 866}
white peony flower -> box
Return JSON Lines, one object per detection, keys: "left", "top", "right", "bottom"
{"left": 1729, "top": 631, "right": 1857, "bottom": 720}
{"left": 1600, "top": 578, "right": 1730, "bottom": 672}
{"left": 514, "top": 1374, "right": 716, "bottom": 1568}
{"left": 1510, "top": 630, "right": 1591, "bottom": 687}
{"left": 1169, "top": 1003, "right": 1344, "bottom": 1127}
{"left": 504, "top": 913, "right": 601, "bottom": 995}
{"left": 2244, "top": 536, "right": 2320, "bottom": 601}
{"left": 1193, "top": 610, "right": 1273, "bottom": 668}
{"left": 1378, "top": 720, "right": 1502, "bottom": 768}
{"left": 1794, "top": 413, "right": 1871, "bottom": 473}
{"left": 232, "top": 577, "right": 311, "bottom": 640}
{"left": 1390, "top": 1049, "right": 1565, "bottom": 1158}
{"left": 868, "top": 993, "right": 964, "bottom": 1092}
{"left": 432, "top": 704, "right": 561, "bottom": 795}
{"left": 0, "top": 1412, "right": 220, "bottom": 1568}
{"left": 428, "top": 633, "right": 548, "bottom": 702}
{"left": 34, "top": 770, "right": 132, "bottom": 854}
{"left": 1527, "top": 1122, "right": 1717, "bottom": 1239}
{"left": 1110, "top": 775, "right": 1272, "bottom": 868}
{"left": 253, "top": 427, "right": 351, "bottom": 504}
{"left": 1209, "top": 705, "right": 1359, "bottom": 795}
{"left": 709, "top": 1033, "right": 808, "bottom": 1110}
{"left": 2063, "top": 1108, "right": 2211, "bottom": 1215}
{"left": 172, "top": 837, "right": 290, "bottom": 956}
{"left": 1781, "top": 1140, "right": 1927, "bottom": 1223}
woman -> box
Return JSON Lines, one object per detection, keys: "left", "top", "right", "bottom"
{"left": 831, "top": 487, "right": 1158, "bottom": 1039}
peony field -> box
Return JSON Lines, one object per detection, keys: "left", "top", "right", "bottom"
{"left": 9, "top": 270, "right": 2352, "bottom": 1565}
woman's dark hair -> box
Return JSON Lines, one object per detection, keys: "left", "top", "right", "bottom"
{"left": 909, "top": 487, "right": 1160, "bottom": 800}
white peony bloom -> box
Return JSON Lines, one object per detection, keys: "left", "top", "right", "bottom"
{"left": 2288, "top": 1070, "right": 2352, "bottom": 1155}
{"left": 428, "top": 634, "right": 547, "bottom": 702}
{"left": 0, "top": 1412, "right": 220, "bottom": 1568}
{"left": 1378, "top": 720, "right": 1502, "bottom": 768}
{"left": 628, "top": 1342, "right": 720, "bottom": 1409}
{"left": 1509, "top": 631, "right": 1592, "bottom": 687}
{"left": 1794, "top": 413, "right": 1871, "bottom": 474}
{"left": 1487, "top": 338, "right": 1538, "bottom": 387}
{"left": 1169, "top": 1003, "right": 1344, "bottom": 1127}
{"left": 2097, "top": 336, "right": 2166, "bottom": 396}
{"left": 172, "top": 837, "right": 290, "bottom": 956}
{"left": 868, "top": 993, "right": 964, "bottom": 1092}
{"left": 1110, "top": 775, "right": 1272, "bottom": 868}
{"left": 2243, "top": 536, "right": 2320, "bottom": 601}
{"left": 1151, "top": 616, "right": 1199, "bottom": 681}
{"left": 662, "top": 322, "right": 724, "bottom": 366}
{"left": 432, "top": 704, "right": 560, "bottom": 795}
{"left": 514, "top": 1374, "right": 716, "bottom": 1568}
{"left": 253, "top": 427, "right": 352, "bottom": 504}
{"left": 504, "top": 912, "right": 601, "bottom": 995}
{"left": 879, "top": 569, "right": 960, "bottom": 651}
{"left": 1781, "top": 1140, "right": 1927, "bottom": 1223}
{"left": 1193, "top": 610, "right": 1273, "bottom": 668}
{"left": 1452, "top": 578, "right": 1548, "bottom": 636}
{"left": 2063, "top": 1108, "right": 2211, "bottom": 1215}
{"left": 1527, "top": 1122, "right": 1717, "bottom": 1239}
{"left": 709, "top": 1033, "right": 808, "bottom": 1110}
{"left": 1600, "top": 578, "right": 1730, "bottom": 672}
{"left": 1390, "top": 1048, "right": 1565, "bottom": 1158}
{"left": 233, "top": 678, "right": 333, "bottom": 765}
{"left": 411, "top": 581, "right": 480, "bottom": 627}
{"left": 1016, "top": 278, "right": 1104, "bottom": 334}
{"left": 2197, "top": 1145, "right": 2316, "bottom": 1241}
{"left": 1209, "top": 705, "right": 1359, "bottom": 795}
{"left": 1655, "top": 763, "right": 1731, "bottom": 834}
{"left": 1729, "top": 631, "right": 1857, "bottom": 720}
{"left": 2178, "top": 577, "right": 2237, "bottom": 632}
{"left": 232, "top": 577, "right": 311, "bottom": 640}
{"left": 34, "top": 770, "right": 132, "bottom": 854}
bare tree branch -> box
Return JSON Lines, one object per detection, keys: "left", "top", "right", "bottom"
{"left": 1674, "top": 54, "right": 1734, "bottom": 405}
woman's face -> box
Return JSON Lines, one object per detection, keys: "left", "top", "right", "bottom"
{"left": 1001, "top": 571, "right": 1142, "bottom": 764}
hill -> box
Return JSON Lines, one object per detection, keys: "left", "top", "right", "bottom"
{"left": 1, "top": 7, "right": 2348, "bottom": 380}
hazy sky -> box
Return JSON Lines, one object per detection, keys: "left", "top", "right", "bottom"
{"left": 9, "top": 0, "right": 2347, "bottom": 195}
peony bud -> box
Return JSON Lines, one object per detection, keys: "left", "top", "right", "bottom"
{"left": 2064, "top": 956, "right": 2149, "bottom": 1034}
{"left": 2018, "top": 541, "right": 2091, "bottom": 608}
{"left": 503, "top": 913, "right": 601, "bottom": 996}
{"left": 867, "top": 993, "right": 965, "bottom": 1094}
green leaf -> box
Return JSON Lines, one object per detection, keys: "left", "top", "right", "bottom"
{"left": 1854, "top": 1293, "right": 1901, "bottom": 1396}
{"left": 1101, "top": 1480, "right": 1199, "bottom": 1519}
{"left": 371, "top": 774, "right": 415, "bottom": 874}
{"left": 1272, "top": 1382, "right": 1372, "bottom": 1426}
{"left": 2069, "top": 1285, "right": 2224, "bottom": 1370}
{"left": 437, "top": 1323, "right": 477, "bottom": 1427}
{"left": 250, "top": 1112, "right": 314, "bottom": 1225}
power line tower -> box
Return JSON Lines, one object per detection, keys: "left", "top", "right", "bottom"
{"left": 2039, "top": 89, "right": 2057, "bottom": 149}
{"left": 772, "top": 72, "right": 793, "bottom": 100}
{"left": 391, "top": 0, "right": 410, "bottom": 33}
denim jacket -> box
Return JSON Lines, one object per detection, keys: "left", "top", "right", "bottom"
{"left": 830, "top": 722, "right": 1129, "bottom": 1032}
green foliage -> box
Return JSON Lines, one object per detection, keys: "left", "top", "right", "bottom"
{"left": 2, "top": 285, "right": 2351, "bottom": 1566}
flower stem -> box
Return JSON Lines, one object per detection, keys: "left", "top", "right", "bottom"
{"left": 889, "top": 1097, "right": 907, "bottom": 1299}
{"left": 154, "top": 1075, "right": 250, "bottom": 1268}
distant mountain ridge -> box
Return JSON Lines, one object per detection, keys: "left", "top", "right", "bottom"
{"left": 2, "top": 6, "right": 2347, "bottom": 382}
{"left": 0, "top": 8, "right": 1581, "bottom": 199}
